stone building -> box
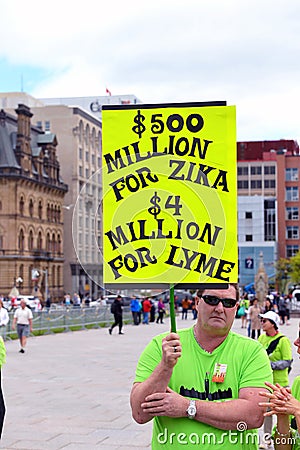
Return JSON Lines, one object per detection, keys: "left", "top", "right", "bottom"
{"left": 0, "top": 92, "right": 104, "bottom": 300}
{"left": 30, "top": 104, "right": 103, "bottom": 299}
{"left": 0, "top": 104, "right": 68, "bottom": 301}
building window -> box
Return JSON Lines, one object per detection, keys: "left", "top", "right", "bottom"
{"left": 79, "top": 166, "right": 83, "bottom": 177}
{"left": 238, "top": 166, "right": 248, "bottom": 176}
{"left": 28, "top": 230, "right": 34, "bottom": 251}
{"left": 36, "top": 121, "right": 43, "bottom": 130}
{"left": 19, "top": 196, "right": 24, "bottom": 216}
{"left": 85, "top": 151, "right": 89, "bottom": 163}
{"left": 52, "top": 266, "right": 55, "bottom": 287}
{"left": 45, "top": 121, "right": 50, "bottom": 131}
{"left": 250, "top": 166, "right": 262, "bottom": 175}
{"left": 57, "top": 266, "right": 61, "bottom": 287}
{"left": 79, "top": 147, "right": 83, "bottom": 160}
{"left": 38, "top": 201, "right": 43, "bottom": 219}
{"left": 0, "top": 235, "right": 3, "bottom": 249}
{"left": 286, "top": 187, "right": 299, "bottom": 201}
{"left": 251, "top": 180, "right": 262, "bottom": 189}
{"left": 286, "top": 168, "right": 298, "bottom": 181}
{"left": 29, "top": 199, "right": 34, "bottom": 217}
{"left": 245, "top": 212, "right": 252, "bottom": 219}
{"left": 19, "top": 229, "right": 25, "bottom": 252}
{"left": 46, "top": 233, "right": 51, "bottom": 252}
{"left": 57, "top": 234, "right": 61, "bottom": 253}
{"left": 287, "top": 245, "right": 299, "bottom": 258}
{"left": 264, "top": 180, "right": 276, "bottom": 189}
{"left": 287, "top": 226, "right": 299, "bottom": 239}
{"left": 38, "top": 232, "right": 43, "bottom": 250}
{"left": 264, "top": 166, "right": 276, "bottom": 175}
{"left": 287, "top": 207, "right": 299, "bottom": 220}
{"left": 238, "top": 180, "right": 249, "bottom": 189}
{"left": 264, "top": 199, "right": 276, "bottom": 241}
{"left": 245, "top": 235, "right": 253, "bottom": 241}
{"left": 85, "top": 168, "right": 89, "bottom": 178}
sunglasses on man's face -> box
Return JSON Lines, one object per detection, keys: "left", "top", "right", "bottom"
{"left": 201, "top": 295, "right": 237, "bottom": 309}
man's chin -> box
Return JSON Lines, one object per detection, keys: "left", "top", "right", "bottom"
{"left": 207, "top": 318, "right": 229, "bottom": 333}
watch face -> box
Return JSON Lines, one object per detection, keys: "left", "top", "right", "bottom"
{"left": 189, "top": 406, "right": 196, "bottom": 415}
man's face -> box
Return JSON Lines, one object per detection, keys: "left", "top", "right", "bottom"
{"left": 196, "top": 285, "right": 238, "bottom": 335}
{"left": 20, "top": 300, "right": 26, "bottom": 309}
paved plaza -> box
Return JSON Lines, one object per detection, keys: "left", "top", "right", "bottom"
{"left": 0, "top": 313, "right": 300, "bottom": 449}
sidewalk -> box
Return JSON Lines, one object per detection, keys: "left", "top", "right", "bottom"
{"left": 1, "top": 315, "right": 299, "bottom": 449}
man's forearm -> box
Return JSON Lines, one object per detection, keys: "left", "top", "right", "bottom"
{"left": 130, "top": 362, "right": 173, "bottom": 424}
{"left": 194, "top": 396, "right": 263, "bottom": 430}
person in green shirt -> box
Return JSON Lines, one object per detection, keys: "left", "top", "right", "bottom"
{"left": 130, "top": 284, "right": 272, "bottom": 450}
{"left": 259, "top": 325, "right": 300, "bottom": 449}
{"left": 258, "top": 311, "right": 292, "bottom": 448}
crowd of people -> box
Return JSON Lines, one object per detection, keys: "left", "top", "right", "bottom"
{"left": 237, "top": 294, "right": 292, "bottom": 341}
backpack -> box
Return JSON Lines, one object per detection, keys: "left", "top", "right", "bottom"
{"left": 266, "top": 336, "right": 292, "bottom": 373}
{"left": 110, "top": 302, "right": 116, "bottom": 314}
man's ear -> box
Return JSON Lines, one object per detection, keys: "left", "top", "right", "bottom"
{"left": 195, "top": 296, "right": 200, "bottom": 305}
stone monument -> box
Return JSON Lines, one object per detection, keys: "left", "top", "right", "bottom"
{"left": 254, "top": 252, "right": 269, "bottom": 305}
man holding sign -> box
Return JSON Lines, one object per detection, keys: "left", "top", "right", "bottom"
{"left": 130, "top": 284, "right": 272, "bottom": 449}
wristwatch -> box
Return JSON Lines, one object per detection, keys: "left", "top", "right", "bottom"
{"left": 186, "top": 400, "right": 197, "bottom": 419}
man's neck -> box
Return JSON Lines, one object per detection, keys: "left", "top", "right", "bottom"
{"left": 193, "top": 326, "right": 228, "bottom": 353}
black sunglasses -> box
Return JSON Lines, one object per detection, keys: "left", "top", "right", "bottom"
{"left": 201, "top": 295, "right": 237, "bottom": 309}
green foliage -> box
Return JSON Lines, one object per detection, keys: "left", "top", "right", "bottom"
{"left": 289, "top": 251, "right": 300, "bottom": 284}
{"left": 275, "top": 258, "right": 291, "bottom": 294}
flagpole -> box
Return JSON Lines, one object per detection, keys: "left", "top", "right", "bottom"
{"left": 169, "top": 285, "right": 177, "bottom": 333}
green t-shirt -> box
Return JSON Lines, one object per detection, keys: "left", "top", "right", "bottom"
{"left": 290, "top": 376, "right": 300, "bottom": 450}
{"left": 135, "top": 328, "right": 272, "bottom": 450}
{"left": 258, "top": 332, "right": 292, "bottom": 386}
{"left": 0, "top": 337, "right": 5, "bottom": 367}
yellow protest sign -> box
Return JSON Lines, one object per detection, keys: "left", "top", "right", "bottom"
{"left": 102, "top": 102, "right": 237, "bottom": 286}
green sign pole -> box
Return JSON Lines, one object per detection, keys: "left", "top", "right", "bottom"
{"left": 169, "top": 285, "right": 177, "bottom": 333}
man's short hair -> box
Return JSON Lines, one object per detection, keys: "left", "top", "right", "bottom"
{"left": 196, "top": 283, "right": 239, "bottom": 301}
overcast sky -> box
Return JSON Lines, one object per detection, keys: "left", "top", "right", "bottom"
{"left": 0, "top": 0, "right": 300, "bottom": 142}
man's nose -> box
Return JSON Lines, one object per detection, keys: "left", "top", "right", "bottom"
{"left": 214, "top": 301, "right": 224, "bottom": 312}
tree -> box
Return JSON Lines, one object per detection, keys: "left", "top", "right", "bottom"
{"left": 275, "top": 258, "right": 291, "bottom": 294}
{"left": 289, "top": 251, "right": 300, "bottom": 285}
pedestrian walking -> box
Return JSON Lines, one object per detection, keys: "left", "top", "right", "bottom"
{"left": 278, "top": 296, "right": 287, "bottom": 325}
{"left": 130, "top": 295, "right": 140, "bottom": 325}
{"left": 109, "top": 295, "right": 124, "bottom": 335}
{"left": 156, "top": 298, "right": 165, "bottom": 324}
{"left": 142, "top": 297, "right": 151, "bottom": 324}
{"left": 181, "top": 296, "right": 190, "bottom": 319}
{"left": 12, "top": 298, "right": 33, "bottom": 353}
{"left": 249, "top": 297, "right": 262, "bottom": 339}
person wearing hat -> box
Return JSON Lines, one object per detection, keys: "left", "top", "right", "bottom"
{"left": 258, "top": 311, "right": 292, "bottom": 449}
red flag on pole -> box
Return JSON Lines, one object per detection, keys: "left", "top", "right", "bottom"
{"left": 106, "top": 87, "right": 112, "bottom": 96}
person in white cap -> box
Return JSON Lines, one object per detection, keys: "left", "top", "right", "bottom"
{"left": 258, "top": 311, "right": 292, "bottom": 449}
